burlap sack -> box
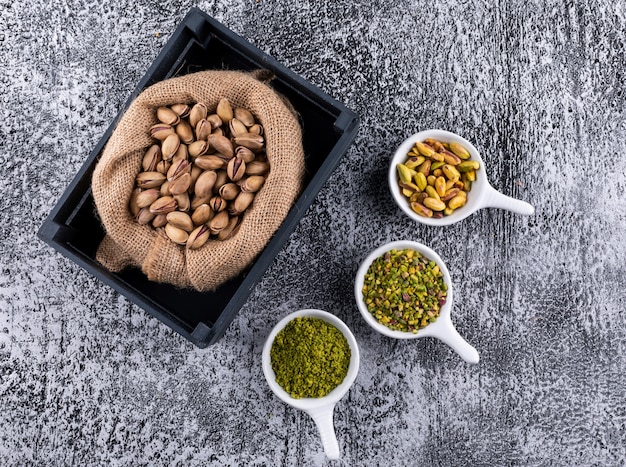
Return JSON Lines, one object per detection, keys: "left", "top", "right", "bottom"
{"left": 92, "top": 70, "right": 305, "bottom": 292}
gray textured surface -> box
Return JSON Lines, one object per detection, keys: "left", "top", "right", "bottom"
{"left": 2, "top": 1, "right": 626, "bottom": 466}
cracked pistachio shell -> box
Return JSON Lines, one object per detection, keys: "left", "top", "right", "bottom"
{"left": 165, "top": 223, "right": 188, "bottom": 245}
{"left": 239, "top": 175, "right": 265, "bottom": 193}
{"left": 233, "top": 133, "right": 264, "bottom": 152}
{"left": 152, "top": 214, "right": 168, "bottom": 228}
{"left": 166, "top": 211, "right": 194, "bottom": 232}
{"left": 176, "top": 120, "right": 194, "bottom": 144}
{"left": 170, "top": 103, "right": 190, "bottom": 118}
{"left": 209, "top": 195, "right": 227, "bottom": 213}
{"left": 230, "top": 191, "right": 255, "bottom": 215}
{"left": 213, "top": 170, "right": 228, "bottom": 193}
{"left": 219, "top": 182, "right": 240, "bottom": 201}
{"left": 208, "top": 210, "right": 230, "bottom": 234}
{"left": 207, "top": 114, "right": 222, "bottom": 129}
{"left": 168, "top": 172, "right": 191, "bottom": 195}
{"left": 244, "top": 160, "right": 269, "bottom": 176}
{"left": 191, "top": 203, "right": 213, "bottom": 225}
{"left": 136, "top": 188, "right": 161, "bottom": 209}
{"left": 129, "top": 188, "right": 141, "bottom": 216}
{"left": 195, "top": 119, "right": 212, "bottom": 141}
{"left": 227, "top": 156, "right": 246, "bottom": 182}
{"left": 173, "top": 192, "right": 190, "bottom": 212}
{"left": 187, "top": 224, "right": 210, "bottom": 249}
{"left": 136, "top": 171, "right": 166, "bottom": 189}
{"left": 161, "top": 133, "right": 181, "bottom": 161}
{"left": 216, "top": 98, "right": 233, "bottom": 123}
{"left": 149, "top": 196, "right": 177, "bottom": 215}
{"left": 194, "top": 170, "right": 218, "bottom": 198}
{"left": 217, "top": 216, "right": 240, "bottom": 241}
{"left": 195, "top": 155, "right": 225, "bottom": 171}
{"left": 150, "top": 123, "right": 175, "bottom": 140}
{"left": 189, "top": 103, "right": 208, "bottom": 128}
{"left": 208, "top": 134, "right": 234, "bottom": 159}
{"left": 191, "top": 194, "right": 211, "bottom": 211}
{"left": 142, "top": 144, "right": 162, "bottom": 172}
{"left": 248, "top": 124, "right": 263, "bottom": 136}
{"left": 188, "top": 140, "right": 209, "bottom": 158}
{"left": 136, "top": 207, "right": 156, "bottom": 224}
{"left": 229, "top": 118, "right": 247, "bottom": 137}
{"left": 167, "top": 158, "right": 191, "bottom": 181}
{"left": 157, "top": 107, "right": 180, "bottom": 126}
{"left": 235, "top": 146, "right": 255, "bottom": 163}
{"left": 233, "top": 107, "right": 255, "bottom": 127}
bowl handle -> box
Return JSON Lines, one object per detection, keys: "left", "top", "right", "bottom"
{"left": 306, "top": 405, "right": 340, "bottom": 460}
{"left": 483, "top": 186, "right": 534, "bottom": 216}
{"left": 434, "top": 319, "right": 480, "bottom": 364}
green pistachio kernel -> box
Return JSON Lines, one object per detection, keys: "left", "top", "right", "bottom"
{"left": 270, "top": 317, "right": 351, "bottom": 399}
{"left": 361, "top": 248, "right": 448, "bottom": 333}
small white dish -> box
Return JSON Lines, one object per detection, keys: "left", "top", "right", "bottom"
{"left": 354, "top": 240, "right": 479, "bottom": 364}
{"left": 262, "top": 309, "right": 360, "bottom": 460}
{"left": 389, "top": 129, "right": 534, "bottom": 226}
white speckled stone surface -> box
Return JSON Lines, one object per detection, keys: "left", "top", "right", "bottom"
{"left": 2, "top": 1, "right": 626, "bottom": 465}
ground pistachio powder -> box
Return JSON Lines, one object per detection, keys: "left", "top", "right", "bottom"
{"left": 270, "top": 317, "right": 351, "bottom": 399}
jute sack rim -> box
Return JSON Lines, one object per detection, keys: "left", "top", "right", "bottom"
{"left": 92, "top": 70, "right": 305, "bottom": 291}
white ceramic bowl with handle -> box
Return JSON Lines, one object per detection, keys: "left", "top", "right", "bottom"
{"left": 354, "top": 240, "right": 479, "bottom": 364}
{"left": 262, "top": 309, "right": 360, "bottom": 460}
{"left": 389, "top": 129, "right": 534, "bottom": 226}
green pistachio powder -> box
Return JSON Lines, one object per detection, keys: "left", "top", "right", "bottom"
{"left": 362, "top": 248, "right": 448, "bottom": 332}
{"left": 270, "top": 317, "right": 351, "bottom": 399}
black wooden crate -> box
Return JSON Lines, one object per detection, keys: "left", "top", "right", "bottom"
{"left": 37, "top": 8, "right": 359, "bottom": 347}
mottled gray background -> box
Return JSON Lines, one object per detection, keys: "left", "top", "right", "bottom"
{"left": 1, "top": 0, "right": 625, "bottom": 465}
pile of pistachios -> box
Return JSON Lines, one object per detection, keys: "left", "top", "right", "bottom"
{"left": 362, "top": 248, "right": 448, "bottom": 333}
{"left": 129, "top": 98, "right": 269, "bottom": 249}
{"left": 396, "top": 138, "right": 479, "bottom": 218}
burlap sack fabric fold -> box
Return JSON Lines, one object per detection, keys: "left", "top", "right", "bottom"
{"left": 92, "top": 70, "right": 305, "bottom": 292}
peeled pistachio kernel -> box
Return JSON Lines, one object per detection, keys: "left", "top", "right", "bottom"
{"left": 361, "top": 248, "right": 447, "bottom": 332}
{"left": 442, "top": 164, "right": 460, "bottom": 182}
{"left": 449, "top": 142, "right": 470, "bottom": 159}
{"left": 435, "top": 176, "right": 447, "bottom": 197}
{"left": 397, "top": 164, "right": 414, "bottom": 184}
{"left": 425, "top": 185, "right": 440, "bottom": 200}
{"left": 411, "top": 202, "right": 433, "bottom": 218}
{"left": 398, "top": 137, "right": 480, "bottom": 217}
{"left": 448, "top": 194, "right": 467, "bottom": 210}
{"left": 404, "top": 156, "right": 425, "bottom": 170}
{"left": 457, "top": 160, "right": 480, "bottom": 172}
{"left": 415, "top": 142, "right": 435, "bottom": 157}
{"left": 423, "top": 197, "right": 446, "bottom": 211}
{"left": 414, "top": 172, "right": 427, "bottom": 191}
